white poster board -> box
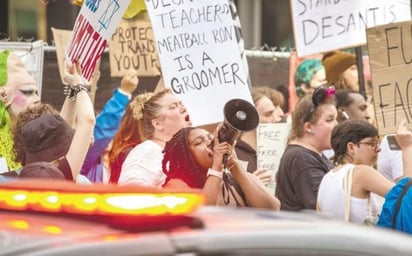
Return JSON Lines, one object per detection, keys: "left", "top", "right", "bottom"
{"left": 65, "top": 0, "right": 132, "bottom": 81}
{"left": 0, "top": 40, "right": 44, "bottom": 96}
{"left": 146, "top": 0, "right": 253, "bottom": 126}
{"left": 257, "top": 123, "right": 291, "bottom": 194}
{"left": 367, "top": 20, "right": 412, "bottom": 135}
{"left": 291, "top": 0, "right": 411, "bottom": 57}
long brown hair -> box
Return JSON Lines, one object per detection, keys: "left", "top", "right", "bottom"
{"left": 108, "top": 98, "right": 142, "bottom": 183}
{"left": 108, "top": 88, "right": 172, "bottom": 183}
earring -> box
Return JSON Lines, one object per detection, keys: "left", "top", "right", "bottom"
{"left": 308, "top": 129, "right": 315, "bottom": 134}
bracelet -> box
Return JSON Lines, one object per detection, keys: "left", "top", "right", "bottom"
{"left": 228, "top": 160, "right": 239, "bottom": 171}
{"left": 207, "top": 168, "right": 223, "bottom": 180}
{"left": 63, "top": 84, "right": 91, "bottom": 100}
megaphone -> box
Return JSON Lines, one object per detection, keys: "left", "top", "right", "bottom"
{"left": 217, "top": 98, "right": 259, "bottom": 165}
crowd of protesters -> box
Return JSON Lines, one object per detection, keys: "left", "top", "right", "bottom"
{"left": 1, "top": 47, "right": 412, "bottom": 234}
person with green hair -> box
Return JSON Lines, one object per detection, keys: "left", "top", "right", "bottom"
{"left": 294, "top": 59, "right": 326, "bottom": 98}
{"left": 0, "top": 50, "right": 40, "bottom": 172}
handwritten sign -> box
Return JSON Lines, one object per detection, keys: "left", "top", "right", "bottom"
{"left": 257, "top": 123, "right": 290, "bottom": 194}
{"left": 52, "top": 27, "right": 100, "bottom": 103}
{"left": 109, "top": 19, "right": 159, "bottom": 77}
{"left": 65, "top": 0, "right": 132, "bottom": 81}
{"left": 367, "top": 20, "right": 412, "bottom": 135}
{"left": 291, "top": 0, "right": 411, "bottom": 57}
{"left": 146, "top": 0, "right": 253, "bottom": 126}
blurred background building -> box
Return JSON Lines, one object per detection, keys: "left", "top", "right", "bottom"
{"left": 0, "top": 0, "right": 293, "bottom": 50}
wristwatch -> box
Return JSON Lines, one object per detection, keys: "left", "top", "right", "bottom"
{"left": 207, "top": 168, "right": 223, "bottom": 180}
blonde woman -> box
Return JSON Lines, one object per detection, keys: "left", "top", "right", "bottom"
{"left": 118, "top": 89, "right": 192, "bottom": 187}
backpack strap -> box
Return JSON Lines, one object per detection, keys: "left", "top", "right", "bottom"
{"left": 392, "top": 178, "right": 412, "bottom": 229}
{"left": 343, "top": 165, "right": 354, "bottom": 222}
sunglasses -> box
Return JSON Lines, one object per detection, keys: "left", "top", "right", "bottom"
{"left": 303, "top": 85, "right": 336, "bottom": 122}
{"left": 19, "top": 89, "right": 38, "bottom": 97}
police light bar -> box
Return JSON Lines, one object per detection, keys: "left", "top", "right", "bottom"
{"left": 0, "top": 179, "right": 204, "bottom": 217}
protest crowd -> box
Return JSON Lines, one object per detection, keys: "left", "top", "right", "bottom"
{"left": 1, "top": 0, "right": 412, "bottom": 238}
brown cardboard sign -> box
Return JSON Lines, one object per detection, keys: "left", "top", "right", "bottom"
{"left": 367, "top": 20, "right": 412, "bottom": 135}
{"left": 109, "top": 19, "right": 159, "bottom": 77}
{"left": 51, "top": 27, "right": 72, "bottom": 85}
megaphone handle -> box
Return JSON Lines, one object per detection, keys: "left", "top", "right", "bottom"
{"left": 223, "top": 154, "right": 229, "bottom": 168}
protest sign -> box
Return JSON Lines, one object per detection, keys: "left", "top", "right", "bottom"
{"left": 51, "top": 28, "right": 73, "bottom": 85}
{"left": 109, "top": 19, "right": 159, "bottom": 77}
{"left": 0, "top": 40, "right": 44, "bottom": 96}
{"left": 257, "top": 123, "right": 290, "bottom": 194}
{"left": 367, "top": 20, "right": 412, "bottom": 135}
{"left": 52, "top": 27, "right": 100, "bottom": 103}
{"left": 146, "top": 0, "right": 253, "bottom": 126}
{"left": 65, "top": 0, "right": 132, "bottom": 82}
{"left": 291, "top": 0, "right": 411, "bottom": 57}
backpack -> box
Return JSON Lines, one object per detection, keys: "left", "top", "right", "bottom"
{"left": 377, "top": 177, "right": 412, "bottom": 234}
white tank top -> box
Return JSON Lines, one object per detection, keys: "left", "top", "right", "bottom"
{"left": 317, "top": 164, "right": 378, "bottom": 224}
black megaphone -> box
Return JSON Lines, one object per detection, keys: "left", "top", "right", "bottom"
{"left": 217, "top": 98, "right": 259, "bottom": 165}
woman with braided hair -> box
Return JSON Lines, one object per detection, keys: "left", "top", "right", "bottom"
{"left": 162, "top": 126, "right": 280, "bottom": 210}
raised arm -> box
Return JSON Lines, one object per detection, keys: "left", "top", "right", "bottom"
{"left": 396, "top": 120, "right": 412, "bottom": 178}
{"left": 63, "top": 62, "right": 96, "bottom": 179}
{"left": 81, "top": 70, "right": 138, "bottom": 175}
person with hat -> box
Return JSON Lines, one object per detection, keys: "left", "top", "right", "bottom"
{"left": 19, "top": 161, "right": 65, "bottom": 180}
{"left": 12, "top": 63, "right": 95, "bottom": 182}
{"left": 322, "top": 51, "right": 358, "bottom": 91}
{"left": 0, "top": 50, "right": 40, "bottom": 172}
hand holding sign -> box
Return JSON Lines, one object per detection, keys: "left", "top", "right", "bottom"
{"left": 63, "top": 61, "right": 86, "bottom": 87}
{"left": 253, "top": 168, "right": 273, "bottom": 186}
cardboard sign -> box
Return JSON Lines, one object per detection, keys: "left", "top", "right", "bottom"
{"left": 367, "top": 20, "right": 412, "bottom": 135}
{"left": 0, "top": 40, "right": 44, "bottom": 96}
{"left": 51, "top": 28, "right": 73, "bottom": 85}
{"left": 146, "top": 0, "right": 253, "bottom": 126}
{"left": 65, "top": 0, "right": 132, "bottom": 81}
{"left": 291, "top": 0, "right": 411, "bottom": 57}
{"left": 256, "top": 123, "right": 290, "bottom": 194}
{"left": 109, "top": 19, "right": 159, "bottom": 77}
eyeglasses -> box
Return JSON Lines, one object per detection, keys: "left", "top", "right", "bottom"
{"left": 303, "top": 85, "right": 336, "bottom": 122}
{"left": 19, "top": 89, "right": 38, "bottom": 97}
{"left": 357, "top": 141, "right": 380, "bottom": 151}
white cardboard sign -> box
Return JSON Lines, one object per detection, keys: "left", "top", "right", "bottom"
{"left": 291, "top": 0, "right": 411, "bottom": 57}
{"left": 146, "top": 0, "right": 253, "bottom": 126}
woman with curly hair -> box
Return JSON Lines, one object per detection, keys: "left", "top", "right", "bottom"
{"left": 12, "top": 104, "right": 57, "bottom": 165}
{"left": 12, "top": 63, "right": 95, "bottom": 182}
{"left": 162, "top": 126, "right": 280, "bottom": 210}
{"left": 117, "top": 88, "right": 192, "bottom": 187}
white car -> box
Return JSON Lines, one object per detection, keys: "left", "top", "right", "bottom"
{"left": 1, "top": 179, "right": 411, "bottom": 256}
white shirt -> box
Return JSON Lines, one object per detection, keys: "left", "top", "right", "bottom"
{"left": 377, "top": 135, "right": 402, "bottom": 181}
{"left": 119, "top": 140, "right": 166, "bottom": 188}
{"left": 317, "top": 164, "right": 378, "bottom": 224}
